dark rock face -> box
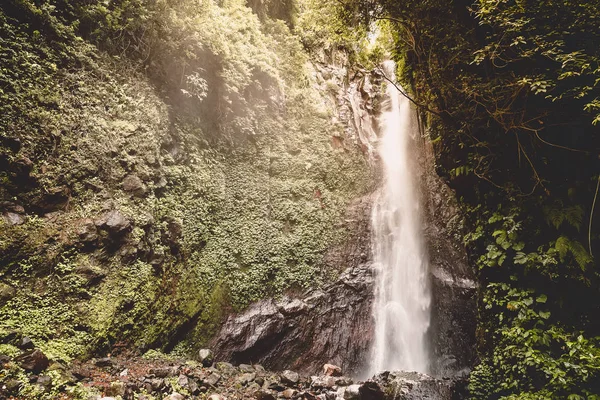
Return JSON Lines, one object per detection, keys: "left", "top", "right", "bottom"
{"left": 419, "top": 142, "right": 478, "bottom": 377}
{"left": 15, "top": 349, "right": 50, "bottom": 373}
{"left": 370, "top": 371, "right": 468, "bottom": 400}
{"left": 212, "top": 195, "right": 375, "bottom": 376}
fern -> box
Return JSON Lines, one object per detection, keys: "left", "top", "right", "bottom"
{"left": 554, "top": 236, "right": 592, "bottom": 270}
{"left": 543, "top": 202, "right": 583, "bottom": 231}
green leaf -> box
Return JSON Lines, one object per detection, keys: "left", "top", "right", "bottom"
{"left": 539, "top": 311, "right": 551, "bottom": 319}
{"left": 536, "top": 294, "right": 547, "bottom": 303}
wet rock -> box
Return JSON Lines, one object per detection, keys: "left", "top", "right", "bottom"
{"left": 122, "top": 174, "right": 147, "bottom": 197}
{"left": 212, "top": 197, "right": 375, "bottom": 376}
{"left": 323, "top": 364, "right": 342, "bottom": 377}
{"left": 358, "top": 381, "right": 384, "bottom": 400}
{"left": 335, "top": 377, "right": 353, "bottom": 386}
{"left": 199, "top": 348, "right": 214, "bottom": 367}
{"left": 18, "top": 336, "right": 35, "bottom": 350}
{"left": 311, "top": 376, "right": 336, "bottom": 389}
{"left": 280, "top": 370, "right": 299, "bottom": 385}
{"left": 344, "top": 385, "right": 360, "bottom": 400}
{"left": 371, "top": 371, "right": 467, "bottom": 400}
{"left": 78, "top": 219, "right": 98, "bottom": 242}
{"left": 16, "top": 349, "right": 49, "bottom": 373}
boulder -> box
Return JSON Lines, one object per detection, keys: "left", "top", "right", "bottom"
{"left": 122, "top": 174, "right": 147, "bottom": 197}
{"left": 343, "top": 385, "right": 360, "bottom": 400}
{"left": 239, "top": 363, "right": 255, "bottom": 373}
{"left": 94, "top": 357, "right": 113, "bottom": 368}
{"left": 165, "top": 393, "right": 185, "bottom": 400}
{"left": 149, "top": 366, "right": 179, "bottom": 378}
{"left": 198, "top": 348, "right": 214, "bottom": 367}
{"left": 2, "top": 212, "right": 24, "bottom": 226}
{"left": 0, "top": 284, "right": 17, "bottom": 302}
{"left": 323, "top": 364, "right": 342, "bottom": 377}
{"left": 280, "top": 370, "right": 300, "bottom": 385}
{"left": 205, "top": 372, "right": 221, "bottom": 386}
{"left": 77, "top": 219, "right": 98, "bottom": 242}
{"left": 96, "top": 210, "right": 131, "bottom": 234}
{"left": 16, "top": 349, "right": 49, "bottom": 373}
{"left": 358, "top": 381, "right": 384, "bottom": 400}
{"left": 282, "top": 388, "right": 296, "bottom": 399}
{"left": 253, "top": 389, "right": 276, "bottom": 400}
{"left": 238, "top": 372, "right": 256, "bottom": 385}
{"left": 18, "top": 336, "right": 35, "bottom": 350}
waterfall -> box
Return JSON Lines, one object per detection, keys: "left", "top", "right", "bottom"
{"left": 369, "top": 61, "right": 431, "bottom": 375}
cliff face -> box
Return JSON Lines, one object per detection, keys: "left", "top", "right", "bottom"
{"left": 0, "top": 0, "right": 376, "bottom": 366}
{"left": 211, "top": 69, "right": 477, "bottom": 378}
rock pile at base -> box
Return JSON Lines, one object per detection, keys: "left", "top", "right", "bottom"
{"left": 0, "top": 347, "right": 467, "bottom": 399}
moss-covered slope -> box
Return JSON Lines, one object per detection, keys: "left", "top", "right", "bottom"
{"left": 0, "top": 0, "right": 374, "bottom": 368}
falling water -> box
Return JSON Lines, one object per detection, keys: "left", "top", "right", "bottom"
{"left": 369, "top": 61, "right": 431, "bottom": 375}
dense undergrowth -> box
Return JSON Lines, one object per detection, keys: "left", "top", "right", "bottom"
{"left": 0, "top": 1, "right": 376, "bottom": 393}
{"left": 337, "top": 0, "right": 600, "bottom": 398}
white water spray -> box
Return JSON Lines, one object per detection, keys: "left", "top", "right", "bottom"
{"left": 369, "top": 61, "right": 431, "bottom": 375}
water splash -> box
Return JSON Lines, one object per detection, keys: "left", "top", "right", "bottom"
{"left": 369, "top": 61, "right": 431, "bottom": 375}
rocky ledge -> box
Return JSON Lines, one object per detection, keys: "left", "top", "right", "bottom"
{"left": 0, "top": 345, "right": 466, "bottom": 400}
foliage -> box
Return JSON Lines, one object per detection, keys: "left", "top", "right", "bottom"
{"left": 339, "top": 0, "right": 600, "bottom": 397}
{"left": 0, "top": 0, "right": 373, "bottom": 389}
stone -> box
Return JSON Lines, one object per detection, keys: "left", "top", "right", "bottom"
{"left": 177, "top": 374, "right": 189, "bottom": 387}
{"left": 281, "top": 388, "right": 296, "bottom": 399}
{"left": 3, "top": 379, "right": 21, "bottom": 393}
{"left": 96, "top": 210, "right": 131, "bottom": 234}
{"left": 208, "top": 395, "right": 224, "bottom": 400}
{"left": 253, "top": 389, "right": 276, "bottom": 400}
{"left": 205, "top": 372, "right": 221, "bottom": 386}
{"left": 238, "top": 372, "right": 256, "bottom": 385}
{"left": 334, "top": 377, "right": 353, "bottom": 386}
{"left": 343, "top": 385, "right": 360, "bottom": 400}
{"left": 19, "top": 336, "right": 35, "bottom": 350}
{"left": 94, "top": 357, "right": 113, "bottom": 367}
{"left": 122, "top": 174, "right": 147, "bottom": 197}
{"left": 280, "top": 370, "right": 300, "bottom": 385}
{"left": 310, "top": 376, "right": 336, "bottom": 389}
{"left": 105, "top": 381, "right": 126, "bottom": 397}
{"left": 36, "top": 375, "right": 52, "bottom": 389}
{"left": 198, "top": 348, "right": 214, "bottom": 367}
{"left": 255, "top": 376, "right": 265, "bottom": 386}
{"left": 78, "top": 219, "right": 98, "bottom": 242}
{"left": 16, "top": 349, "right": 49, "bottom": 373}
{"left": 239, "top": 363, "right": 255, "bottom": 373}
{"left": 188, "top": 378, "right": 200, "bottom": 395}
{"left": 254, "top": 364, "right": 266, "bottom": 374}
{"left": 3, "top": 212, "right": 24, "bottom": 225}
{"left": 215, "top": 362, "right": 236, "bottom": 376}
{"left": 323, "top": 364, "right": 342, "bottom": 377}
{"left": 0, "top": 283, "right": 17, "bottom": 302}
{"left": 165, "top": 393, "right": 185, "bottom": 400}
{"left": 358, "top": 381, "right": 384, "bottom": 400}
{"left": 149, "top": 366, "right": 178, "bottom": 378}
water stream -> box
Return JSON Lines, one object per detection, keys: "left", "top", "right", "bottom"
{"left": 369, "top": 61, "right": 431, "bottom": 375}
